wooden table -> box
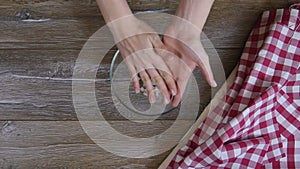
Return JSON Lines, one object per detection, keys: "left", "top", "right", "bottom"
{"left": 0, "top": 0, "right": 296, "bottom": 168}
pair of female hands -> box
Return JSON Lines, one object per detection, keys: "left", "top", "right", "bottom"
{"left": 111, "top": 15, "right": 217, "bottom": 107}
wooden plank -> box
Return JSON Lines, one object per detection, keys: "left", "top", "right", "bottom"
{"left": 0, "top": 145, "right": 170, "bottom": 169}
{"left": 0, "top": 49, "right": 111, "bottom": 80}
{"left": 0, "top": 0, "right": 296, "bottom": 19}
{"left": 0, "top": 17, "right": 251, "bottom": 49}
{"left": 0, "top": 120, "right": 191, "bottom": 168}
{"left": 0, "top": 48, "right": 239, "bottom": 121}
{"left": 205, "top": 0, "right": 296, "bottom": 48}
{"left": 0, "top": 0, "right": 178, "bottom": 19}
{"left": 0, "top": 1, "right": 297, "bottom": 50}
{"left": 0, "top": 77, "right": 182, "bottom": 121}
{"left": 0, "top": 18, "right": 104, "bottom": 50}
{"left": 0, "top": 120, "right": 191, "bottom": 147}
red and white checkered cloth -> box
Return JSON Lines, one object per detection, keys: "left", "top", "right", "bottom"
{"left": 167, "top": 5, "right": 300, "bottom": 169}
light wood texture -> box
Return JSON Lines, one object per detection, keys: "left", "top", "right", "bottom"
{"left": 0, "top": 0, "right": 296, "bottom": 50}
{"left": 0, "top": 121, "right": 175, "bottom": 169}
{"left": 0, "top": 0, "right": 297, "bottom": 168}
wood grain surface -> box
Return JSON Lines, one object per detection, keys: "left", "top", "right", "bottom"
{"left": 0, "top": 0, "right": 297, "bottom": 168}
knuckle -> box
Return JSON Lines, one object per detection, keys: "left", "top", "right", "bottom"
{"left": 147, "top": 87, "right": 154, "bottom": 93}
{"left": 165, "top": 75, "right": 175, "bottom": 84}
{"left": 160, "top": 72, "right": 169, "bottom": 80}
{"left": 140, "top": 76, "right": 150, "bottom": 83}
{"left": 152, "top": 76, "right": 162, "bottom": 85}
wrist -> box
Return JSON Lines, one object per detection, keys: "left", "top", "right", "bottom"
{"left": 96, "top": 0, "right": 133, "bottom": 22}
{"left": 165, "top": 17, "right": 201, "bottom": 39}
{"left": 107, "top": 15, "right": 156, "bottom": 43}
{"left": 175, "top": 0, "right": 214, "bottom": 31}
{"left": 107, "top": 15, "right": 140, "bottom": 43}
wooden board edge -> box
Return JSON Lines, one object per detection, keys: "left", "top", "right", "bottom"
{"left": 158, "top": 64, "right": 238, "bottom": 169}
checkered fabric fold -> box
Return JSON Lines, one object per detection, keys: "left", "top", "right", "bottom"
{"left": 168, "top": 5, "right": 300, "bottom": 169}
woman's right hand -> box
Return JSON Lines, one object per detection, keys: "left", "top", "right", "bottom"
{"left": 162, "top": 18, "right": 217, "bottom": 107}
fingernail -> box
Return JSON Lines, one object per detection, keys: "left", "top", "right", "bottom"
{"left": 171, "top": 89, "right": 176, "bottom": 96}
{"left": 135, "top": 88, "right": 140, "bottom": 93}
{"left": 164, "top": 97, "right": 170, "bottom": 105}
{"left": 172, "top": 102, "right": 178, "bottom": 108}
{"left": 212, "top": 80, "right": 217, "bottom": 87}
{"left": 149, "top": 93, "right": 156, "bottom": 104}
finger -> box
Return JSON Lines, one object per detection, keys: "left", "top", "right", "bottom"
{"left": 159, "top": 70, "right": 177, "bottom": 96}
{"left": 172, "top": 93, "right": 181, "bottom": 107}
{"left": 147, "top": 69, "right": 170, "bottom": 104}
{"left": 191, "top": 45, "right": 217, "bottom": 88}
{"left": 151, "top": 34, "right": 164, "bottom": 49}
{"left": 171, "top": 75, "right": 190, "bottom": 107}
{"left": 196, "top": 60, "right": 217, "bottom": 87}
{"left": 172, "top": 78, "right": 185, "bottom": 107}
{"left": 126, "top": 61, "right": 141, "bottom": 93}
{"left": 139, "top": 71, "right": 155, "bottom": 104}
{"left": 132, "top": 75, "right": 140, "bottom": 93}
{"left": 123, "top": 52, "right": 142, "bottom": 93}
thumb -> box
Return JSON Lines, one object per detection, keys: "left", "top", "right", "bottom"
{"left": 193, "top": 47, "right": 217, "bottom": 88}
{"left": 198, "top": 61, "right": 217, "bottom": 87}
